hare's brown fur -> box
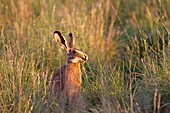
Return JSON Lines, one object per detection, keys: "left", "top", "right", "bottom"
{"left": 50, "top": 31, "right": 88, "bottom": 111}
{"left": 51, "top": 63, "right": 82, "bottom": 102}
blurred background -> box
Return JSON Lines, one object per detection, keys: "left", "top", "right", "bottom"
{"left": 0, "top": 0, "right": 170, "bottom": 112}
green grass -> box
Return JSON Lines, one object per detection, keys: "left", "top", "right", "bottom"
{"left": 0, "top": 0, "right": 170, "bottom": 113}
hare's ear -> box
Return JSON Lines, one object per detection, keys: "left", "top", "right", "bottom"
{"left": 68, "top": 33, "right": 74, "bottom": 49}
{"left": 54, "top": 31, "right": 68, "bottom": 50}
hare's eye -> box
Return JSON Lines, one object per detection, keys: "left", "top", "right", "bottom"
{"left": 73, "top": 50, "right": 77, "bottom": 54}
{"left": 68, "top": 49, "right": 73, "bottom": 54}
{"left": 69, "top": 49, "right": 77, "bottom": 54}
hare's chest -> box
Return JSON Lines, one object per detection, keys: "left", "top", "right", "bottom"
{"left": 64, "top": 68, "right": 82, "bottom": 89}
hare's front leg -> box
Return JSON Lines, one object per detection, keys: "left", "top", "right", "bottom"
{"left": 66, "top": 88, "right": 82, "bottom": 110}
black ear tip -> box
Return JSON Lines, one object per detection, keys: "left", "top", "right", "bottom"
{"left": 69, "top": 33, "right": 73, "bottom": 37}
{"left": 54, "top": 31, "right": 61, "bottom": 34}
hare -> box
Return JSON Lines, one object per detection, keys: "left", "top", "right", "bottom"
{"left": 50, "top": 31, "right": 88, "bottom": 111}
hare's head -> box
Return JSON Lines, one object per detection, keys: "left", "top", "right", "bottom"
{"left": 54, "top": 31, "right": 88, "bottom": 63}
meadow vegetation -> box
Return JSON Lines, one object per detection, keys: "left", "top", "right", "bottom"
{"left": 0, "top": 0, "right": 170, "bottom": 112}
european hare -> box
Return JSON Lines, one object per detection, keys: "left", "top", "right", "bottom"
{"left": 50, "top": 31, "right": 88, "bottom": 111}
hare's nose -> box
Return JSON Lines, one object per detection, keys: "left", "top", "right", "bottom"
{"left": 83, "top": 55, "right": 88, "bottom": 61}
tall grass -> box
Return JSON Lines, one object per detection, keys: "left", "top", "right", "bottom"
{"left": 0, "top": 0, "right": 170, "bottom": 112}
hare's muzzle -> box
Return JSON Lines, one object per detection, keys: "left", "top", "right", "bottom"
{"left": 82, "top": 54, "right": 88, "bottom": 61}
{"left": 81, "top": 54, "right": 88, "bottom": 63}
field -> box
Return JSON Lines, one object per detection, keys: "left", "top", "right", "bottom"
{"left": 0, "top": 0, "right": 170, "bottom": 113}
